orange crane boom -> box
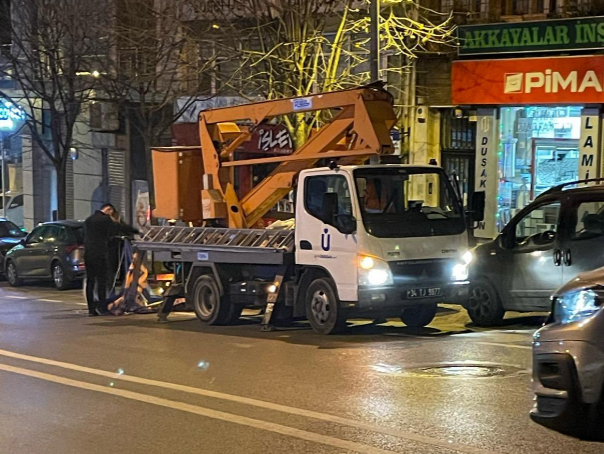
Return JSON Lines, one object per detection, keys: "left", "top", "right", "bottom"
{"left": 152, "top": 84, "right": 398, "bottom": 228}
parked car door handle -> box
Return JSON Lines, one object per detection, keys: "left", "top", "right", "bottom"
{"left": 563, "top": 249, "right": 572, "bottom": 267}
{"left": 553, "top": 249, "right": 562, "bottom": 266}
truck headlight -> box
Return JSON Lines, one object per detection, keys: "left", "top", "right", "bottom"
{"left": 451, "top": 250, "right": 473, "bottom": 282}
{"left": 554, "top": 290, "right": 602, "bottom": 325}
{"left": 462, "top": 250, "right": 474, "bottom": 265}
{"left": 358, "top": 255, "right": 393, "bottom": 287}
{"left": 452, "top": 263, "right": 469, "bottom": 281}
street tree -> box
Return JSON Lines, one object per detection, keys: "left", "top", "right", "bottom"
{"left": 197, "top": 0, "right": 455, "bottom": 147}
{"left": 95, "top": 0, "right": 223, "bottom": 194}
{"left": 0, "top": 0, "right": 109, "bottom": 219}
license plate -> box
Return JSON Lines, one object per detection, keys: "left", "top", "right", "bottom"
{"left": 406, "top": 287, "right": 442, "bottom": 299}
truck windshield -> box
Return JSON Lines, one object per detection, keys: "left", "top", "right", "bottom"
{"left": 354, "top": 168, "right": 465, "bottom": 238}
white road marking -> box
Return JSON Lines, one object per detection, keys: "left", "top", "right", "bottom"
{"left": 3, "top": 295, "right": 27, "bottom": 299}
{"left": 0, "top": 363, "right": 400, "bottom": 454}
{"left": 38, "top": 299, "right": 63, "bottom": 303}
{"left": 476, "top": 342, "right": 532, "bottom": 351}
{"left": 0, "top": 348, "right": 502, "bottom": 454}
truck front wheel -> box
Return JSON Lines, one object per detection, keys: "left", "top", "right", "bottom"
{"left": 400, "top": 303, "right": 438, "bottom": 328}
{"left": 306, "top": 278, "right": 347, "bottom": 335}
{"left": 192, "top": 275, "right": 240, "bottom": 325}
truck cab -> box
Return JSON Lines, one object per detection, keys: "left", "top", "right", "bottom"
{"left": 294, "top": 164, "right": 471, "bottom": 334}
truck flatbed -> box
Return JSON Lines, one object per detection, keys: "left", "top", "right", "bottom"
{"left": 135, "top": 226, "right": 294, "bottom": 265}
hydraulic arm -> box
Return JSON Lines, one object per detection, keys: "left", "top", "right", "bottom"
{"left": 153, "top": 84, "right": 398, "bottom": 228}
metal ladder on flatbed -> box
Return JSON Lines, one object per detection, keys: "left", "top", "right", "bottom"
{"left": 136, "top": 226, "right": 295, "bottom": 253}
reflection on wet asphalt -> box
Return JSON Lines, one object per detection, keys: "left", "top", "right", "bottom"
{"left": 0, "top": 283, "right": 599, "bottom": 454}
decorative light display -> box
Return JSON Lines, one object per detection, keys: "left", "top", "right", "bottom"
{"left": 0, "top": 100, "right": 25, "bottom": 130}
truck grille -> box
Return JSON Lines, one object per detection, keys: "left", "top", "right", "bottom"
{"left": 388, "top": 259, "right": 452, "bottom": 282}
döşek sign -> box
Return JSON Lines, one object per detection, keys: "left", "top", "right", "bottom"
{"left": 458, "top": 17, "right": 604, "bottom": 55}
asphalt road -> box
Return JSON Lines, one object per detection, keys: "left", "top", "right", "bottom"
{"left": 0, "top": 283, "right": 601, "bottom": 454}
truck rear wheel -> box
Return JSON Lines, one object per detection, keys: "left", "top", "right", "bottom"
{"left": 192, "top": 275, "right": 239, "bottom": 325}
{"left": 400, "top": 303, "right": 438, "bottom": 328}
{"left": 306, "top": 278, "right": 347, "bottom": 335}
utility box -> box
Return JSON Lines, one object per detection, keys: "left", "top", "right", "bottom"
{"left": 152, "top": 149, "right": 203, "bottom": 222}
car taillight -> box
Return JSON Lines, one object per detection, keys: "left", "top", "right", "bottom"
{"left": 67, "top": 245, "right": 84, "bottom": 263}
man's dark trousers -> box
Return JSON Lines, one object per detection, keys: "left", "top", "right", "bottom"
{"left": 85, "top": 252, "right": 108, "bottom": 313}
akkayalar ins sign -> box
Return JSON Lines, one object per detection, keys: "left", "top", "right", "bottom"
{"left": 458, "top": 17, "right": 604, "bottom": 55}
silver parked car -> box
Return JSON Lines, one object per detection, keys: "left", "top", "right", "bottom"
{"left": 467, "top": 180, "right": 604, "bottom": 326}
{"left": 531, "top": 266, "right": 604, "bottom": 440}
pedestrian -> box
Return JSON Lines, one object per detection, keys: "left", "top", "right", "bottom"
{"left": 84, "top": 203, "right": 118, "bottom": 316}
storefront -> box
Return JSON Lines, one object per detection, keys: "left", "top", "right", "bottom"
{"left": 452, "top": 18, "right": 604, "bottom": 239}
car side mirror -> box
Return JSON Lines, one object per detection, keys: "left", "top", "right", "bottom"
{"left": 19, "top": 238, "right": 26, "bottom": 245}
{"left": 470, "top": 191, "right": 486, "bottom": 223}
{"left": 533, "top": 230, "right": 556, "bottom": 246}
{"left": 498, "top": 231, "right": 515, "bottom": 249}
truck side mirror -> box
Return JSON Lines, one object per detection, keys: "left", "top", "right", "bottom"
{"left": 335, "top": 214, "right": 357, "bottom": 235}
{"left": 322, "top": 192, "right": 356, "bottom": 235}
{"left": 322, "top": 192, "right": 337, "bottom": 225}
{"left": 470, "top": 191, "right": 486, "bottom": 222}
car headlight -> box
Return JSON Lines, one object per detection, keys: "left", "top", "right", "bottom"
{"left": 554, "top": 289, "right": 602, "bottom": 324}
{"left": 358, "top": 255, "right": 393, "bottom": 287}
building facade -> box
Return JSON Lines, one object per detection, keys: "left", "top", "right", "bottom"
{"left": 417, "top": 1, "right": 604, "bottom": 239}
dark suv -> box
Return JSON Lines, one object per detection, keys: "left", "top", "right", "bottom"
{"left": 0, "top": 219, "right": 26, "bottom": 259}
{"left": 468, "top": 180, "right": 604, "bottom": 326}
{"left": 5, "top": 220, "right": 85, "bottom": 290}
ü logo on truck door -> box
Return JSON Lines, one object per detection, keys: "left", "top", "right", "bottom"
{"left": 321, "top": 229, "right": 331, "bottom": 251}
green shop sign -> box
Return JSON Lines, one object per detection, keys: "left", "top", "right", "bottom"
{"left": 458, "top": 17, "right": 604, "bottom": 55}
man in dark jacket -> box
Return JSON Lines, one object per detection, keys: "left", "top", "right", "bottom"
{"left": 84, "top": 204, "right": 118, "bottom": 316}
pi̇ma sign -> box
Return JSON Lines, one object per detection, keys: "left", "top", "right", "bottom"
{"left": 452, "top": 55, "right": 604, "bottom": 105}
{"left": 579, "top": 109, "right": 601, "bottom": 185}
{"left": 474, "top": 109, "right": 499, "bottom": 239}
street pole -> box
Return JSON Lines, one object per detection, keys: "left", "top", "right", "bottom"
{"left": 369, "top": 0, "right": 380, "bottom": 81}
{"left": 1, "top": 132, "right": 5, "bottom": 219}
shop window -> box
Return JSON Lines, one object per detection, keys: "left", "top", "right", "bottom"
{"left": 501, "top": 0, "right": 551, "bottom": 14}
{"left": 441, "top": 112, "right": 476, "bottom": 209}
{"left": 441, "top": 115, "right": 475, "bottom": 151}
{"left": 498, "top": 106, "right": 582, "bottom": 231}
{"left": 513, "top": 0, "right": 530, "bottom": 14}
{"left": 441, "top": 0, "right": 487, "bottom": 15}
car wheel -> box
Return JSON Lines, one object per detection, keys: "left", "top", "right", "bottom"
{"left": 192, "top": 275, "right": 238, "bottom": 325}
{"left": 52, "top": 261, "right": 72, "bottom": 290}
{"left": 400, "top": 303, "right": 438, "bottom": 328}
{"left": 306, "top": 278, "right": 347, "bottom": 335}
{"left": 468, "top": 279, "right": 505, "bottom": 326}
{"left": 6, "top": 260, "right": 21, "bottom": 287}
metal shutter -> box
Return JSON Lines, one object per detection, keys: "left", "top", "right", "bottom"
{"left": 107, "top": 149, "right": 126, "bottom": 215}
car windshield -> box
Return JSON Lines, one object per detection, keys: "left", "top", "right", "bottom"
{"left": 354, "top": 168, "right": 465, "bottom": 238}
{"left": 0, "top": 221, "right": 25, "bottom": 238}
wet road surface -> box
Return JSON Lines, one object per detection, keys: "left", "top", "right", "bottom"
{"left": 0, "top": 283, "right": 601, "bottom": 454}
